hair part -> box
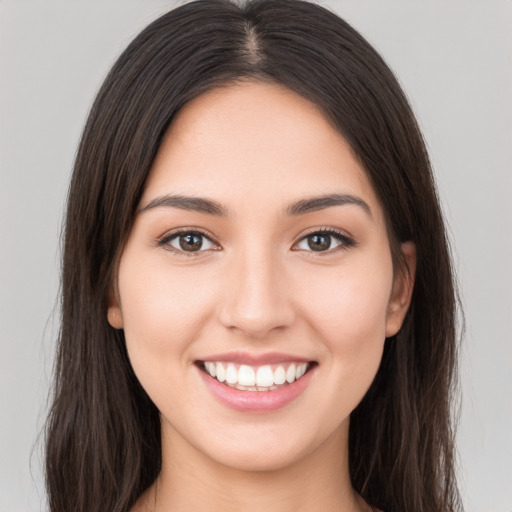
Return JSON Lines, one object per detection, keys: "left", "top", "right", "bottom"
{"left": 45, "top": 1, "right": 462, "bottom": 511}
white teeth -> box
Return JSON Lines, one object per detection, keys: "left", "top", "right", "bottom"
{"left": 286, "top": 364, "right": 296, "bottom": 383}
{"left": 205, "top": 361, "right": 216, "bottom": 377}
{"left": 215, "top": 362, "right": 226, "bottom": 382}
{"left": 274, "top": 365, "right": 286, "bottom": 385}
{"left": 226, "top": 364, "right": 238, "bottom": 384}
{"left": 203, "top": 361, "right": 311, "bottom": 390}
{"left": 256, "top": 365, "right": 274, "bottom": 387}
{"left": 296, "top": 363, "right": 307, "bottom": 379}
{"left": 238, "top": 365, "right": 256, "bottom": 386}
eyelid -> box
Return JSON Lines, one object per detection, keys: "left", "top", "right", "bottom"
{"left": 292, "top": 227, "right": 356, "bottom": 254}
{"left": 157, "top": 227, "right": 221, "bottom": 255}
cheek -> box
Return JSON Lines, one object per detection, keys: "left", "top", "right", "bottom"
{"left": 294, "top": 259, "right": 392, "bottom": 426}
{"left": 297, "top": 255, "right": 393, "bottom": 379}
{"left": 117, "top": 253, "right": 218, "bottom": 372}
{"left": 304, "top": 263, "right": 391, "bottom": 336}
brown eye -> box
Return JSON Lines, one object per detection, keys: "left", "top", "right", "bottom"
{"left": 295, "top": 230, "right": 355, "bottom": 253}
{"left": 307, "top": 234, "right": 331, "bottom": 251}
{"left": 179, "top": 233, "right": 203, "bottom": 251}
{"left": 161, "top": 231, "right": 217, "bottom": 253}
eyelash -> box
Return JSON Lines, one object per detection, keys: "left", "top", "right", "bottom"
{"left": 293, "top": 228, "right": 357, "bottom": 255}
{"left": 157, "top": 227, "right": 356, "bottom": 256}
{"left": 157, "top": 228, "right": 220, "bottom": 257}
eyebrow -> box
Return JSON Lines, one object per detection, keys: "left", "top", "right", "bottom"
{"left": 138, "top": 195, "right": 228, "bottom": 216}
{"left": 286, "top": 194, "right": 372, "bottom": 217}
{"left": 138, "top": 192, "right": 371, "bottom": 218}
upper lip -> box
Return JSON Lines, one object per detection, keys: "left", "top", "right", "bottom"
{"left": 198, "top": 351, "right": 314, "bottom": 366}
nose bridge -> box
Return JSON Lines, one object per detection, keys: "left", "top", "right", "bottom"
{"left": 219, "top": 241, "right": 294, "bottom": 339}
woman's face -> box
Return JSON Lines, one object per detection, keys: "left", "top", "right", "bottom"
{"left": 108, "top": 82, "right": 414, "bottom": 472}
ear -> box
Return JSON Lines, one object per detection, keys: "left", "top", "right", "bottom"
{"left": 385, "top": 241, "right": 416, "bottom": 337}
{"left": 106, "top": 285, "right": 124, "bottom": 329}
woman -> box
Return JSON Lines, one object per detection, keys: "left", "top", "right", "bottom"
{"left": 45, "top": 1, "right": 462, "bottom": 511}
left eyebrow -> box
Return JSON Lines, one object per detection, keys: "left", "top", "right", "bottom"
{"left": 286, "top": 193, "right": 372, "bottom": 218}
{"left": 137, "top": 194, "right": 228, "bottom": 216}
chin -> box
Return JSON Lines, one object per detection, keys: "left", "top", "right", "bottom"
{"left": 208, "top": 442, "right": 312, "bottom": 473}
{"left": 189, "top": 419, "right": 343, "bottom": 474}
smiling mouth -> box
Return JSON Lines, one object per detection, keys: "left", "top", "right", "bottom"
{"left": 198, "top": 361, "right": 316, "bottom": 392}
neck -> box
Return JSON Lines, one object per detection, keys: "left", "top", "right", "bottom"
{"left": 136, "top": 418, "right": 370, "bottom": 512}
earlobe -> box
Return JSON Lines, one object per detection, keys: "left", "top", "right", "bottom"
{"left": 107, "top": 286, "right": 124, "bottom": 329}
{"left": 385, "top": 241, "right": 416, "bottom": 337}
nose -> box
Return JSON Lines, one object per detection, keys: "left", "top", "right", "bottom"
{"left": 218, "top": 247, "right": 295, "bottom": 340}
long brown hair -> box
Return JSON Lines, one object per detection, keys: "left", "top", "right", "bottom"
{"left": 45, "top": 1, "right": 462, "bottom": 511}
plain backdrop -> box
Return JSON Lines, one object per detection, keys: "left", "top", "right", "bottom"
{"left": 0, "top": 1, "right": 511, "bottom": 511}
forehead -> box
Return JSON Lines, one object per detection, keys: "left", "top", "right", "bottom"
{"left": 141, "top": 82, "right": 383, "bottom": 222}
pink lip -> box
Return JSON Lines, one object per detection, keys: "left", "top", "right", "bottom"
{"left": 200, "top": 351, "right": 312, "bottom": 366}
{"left": 196, "top": 363, "right": 316, "bottom": 413}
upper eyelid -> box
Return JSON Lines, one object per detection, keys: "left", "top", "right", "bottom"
{"left": 295, "top": 226, "right": 354, "bottom": 241}
{"left": 159, "top": 227, "right": 217, "bottom": 242}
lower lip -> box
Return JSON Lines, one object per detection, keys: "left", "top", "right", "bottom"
{"left": 197, "top": 365, "right": 315, "bottom": 413}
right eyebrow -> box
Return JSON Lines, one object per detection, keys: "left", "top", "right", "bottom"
{"left": 137, "top": 194, "right": 228, "bottom": 216}
{"left": 286, "top": 193, "right": 372, "bottom": 218}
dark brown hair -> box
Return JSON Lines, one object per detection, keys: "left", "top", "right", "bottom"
{"left": 45, "top": 1, "right": 461, "bottom": 511}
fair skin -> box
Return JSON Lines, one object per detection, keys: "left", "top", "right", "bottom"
{"left": 108, "top": 82, "right": 415, "bottom": 512}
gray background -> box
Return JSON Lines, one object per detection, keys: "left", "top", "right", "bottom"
{"left": 1, "top": 1, "right": 510, "bottom": 511}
